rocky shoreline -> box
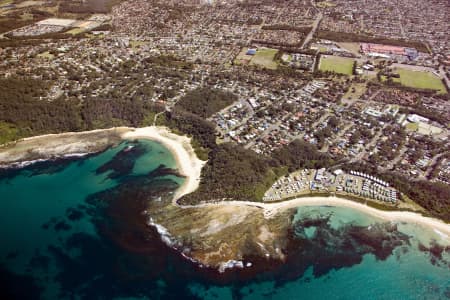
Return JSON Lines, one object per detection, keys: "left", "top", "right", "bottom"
{"left": 0, "top": 128, "right": 126, "bottom": 168}
{"left": 1, "top": 127, "right": 449, "bottom": 273}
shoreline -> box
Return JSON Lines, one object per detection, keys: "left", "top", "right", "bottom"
{"left": 269, "top": 196, "right": 450, "bottom": 236}
{"left": 0, "top": 127, "right": 127, "bottom": 168}
{"left": 1, "top": 127, "right": 449, "bottom": 238}
{"left": 190, "top": 197, "right": 450, "bottom": 237}
{"left": 120, "top": 127, "right": 207, "bottom": 202}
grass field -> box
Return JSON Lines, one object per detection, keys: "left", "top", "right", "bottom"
{"left": 37, "top": 51, "right": 55, "bottom": 59}
{"left": 66, "top": 28, "right": 85, "bottom": 35}
{"left": 130, "top": 40, "right": 146, "bottom": 49}
{"left": 249, "top": 48, "right": 279, "bottom": 70}
{"left": 317, "top": 46, "right": 329, "bottom": 53}
{"left": 405, "top": 122, "right": 419, "bottom": 131}
{"left": 393, "top": 68, "right": 446, "bottom": 94}
{"left": 16, "top": 1, "right": 45, "bottom": 8}
{"left": 316, "top": 1, "right": 336, "bottom": 8}
{"left": 337, "top": 42, "right": 360, "bottom": 56}
{"left": 319, "top": 55, "right": 354, "bottom": 75}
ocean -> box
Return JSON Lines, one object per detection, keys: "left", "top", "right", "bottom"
{"left": 0, "top": 140, "right": 449, "bottom": 299}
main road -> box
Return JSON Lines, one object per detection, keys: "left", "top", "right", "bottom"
{"left": 301, "top": 12, "right": 323, "bottom": 49}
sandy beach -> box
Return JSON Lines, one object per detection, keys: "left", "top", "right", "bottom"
{"left": 0, "top": 126, "right": 206, "bottom": 203}
{"left": 269, "top": 196, "right": 450, "bottom": 235}
{"left": 1, "top": 126, "right": 449, "bottom": 238}
{"left": 191, "top": 197, "right": 450, "bottom": 237}
{"left": 120, "top": 126, "right": 206, "bottom": 202}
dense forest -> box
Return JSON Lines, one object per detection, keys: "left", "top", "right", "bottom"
{"left": 0, "top": 76, "right": 163, "bottom": 142}
{"left": 0, "top": 19, "right": 35, "bottom": 34}
{"left": 272, "top": 139, "right": 336, "bottom": 172}
{"left": 174, "top": 87, "right": 237, "bottom": 118}
{"left": 161, "top": 108, "right": 217, "bottom": 158}
{"left": 81, "top": 97, "right": 164, "bottom": 128}
{"left": 0, "top": 77, "right": 79, "bottom": 138}
{"left": 179, "top": 138, "right": 338, "bottom": 204}
{"left": 180, "top": 143, "right": 283, "bottom": 204}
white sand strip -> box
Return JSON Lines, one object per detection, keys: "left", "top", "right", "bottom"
{"left": 2, "top": 127, "right": 448, "bottom": 237}
{"left": 193, "top": 197, "right": 450, "bottom": 236}
{"left": 120, "top": 126, "right": 206, "bottom": 202}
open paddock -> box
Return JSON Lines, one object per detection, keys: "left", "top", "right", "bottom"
{"left": 72, "top": 20, "right": 102, "bottom": 30}
{"left": 393, "top": 68, "right": 446, "bottom": 94}
{"left": 249, "top": 48, "right": 279, "bottom": 70}
{"left": 37, "top": 18, "right": 76, "bottom": 27}
{"left": 316, "top": 1, "right": 336, "bottom": 8}
{"left": 66, "top": 27, "right": 85, "bottom": 35}
{"left": 16, "top": 0, "right": 45, "bottom": 8}
{"left": 130, "top": 40, "right": 146, "bottom": 49}
{"left": 319, "top": 55, "right": 354, "bottom": 75}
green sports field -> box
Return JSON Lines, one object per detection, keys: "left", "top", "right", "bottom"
{"left": 249, "top": 48, "right": 279, "bottom": 70}
{"left": 66, "top": 28, "right": 85, "bottom": 35}
{"left": 319, "top": 55, "right": 354, "bottom": 75}
{"left": 393, "top": 68, "right": 446, "bottom": 94}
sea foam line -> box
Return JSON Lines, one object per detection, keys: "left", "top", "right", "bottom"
{"left": 147, "top": 217, "right": 180, "bottom": 248}
{"left": 146, "top": 215, "right": 253, "bottom": 272}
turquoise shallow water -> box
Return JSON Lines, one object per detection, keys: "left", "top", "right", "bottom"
{"left": 0, "top": 140, "right": 449, "bottom": 299}
{"left": 189, "top": 207, "right": 450, "bottom": 300}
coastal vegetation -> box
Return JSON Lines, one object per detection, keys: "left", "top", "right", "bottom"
{"left": 179, "top": 138, "right": 337, "bottom": 204}
{"left": 0, "top": 122, "right": 20, "bottom": 145}
{"left": 1, "top": 75, "right": 449, "bottom": 222}
{"left": 0, "top": 77, "right": 80, "bottom": 137}
{"left": 181, "top": 143, "right": 284, "bottom": 204}
{"left": 174, "top": 87, "right": 237, "bottom": 118}
{"left": 159, "top": 108, "right": 216, "bottom": 160}
{"left": 272, "top": 139, "right": 336, "bottom": 172}
{"left": 0, "top": 76, "right": 164, "bottom": 141}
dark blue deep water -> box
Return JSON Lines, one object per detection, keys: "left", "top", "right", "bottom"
{"left": 0, "top": 140, "right": 449, "bottom": 299}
